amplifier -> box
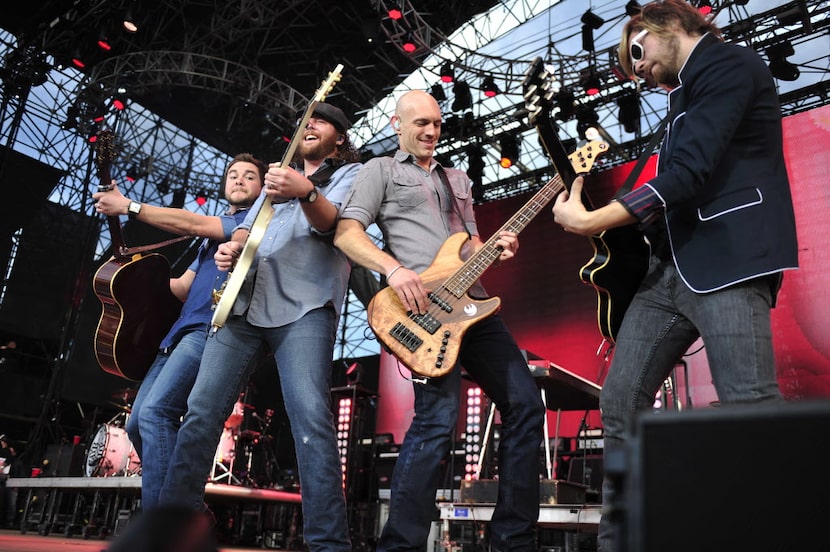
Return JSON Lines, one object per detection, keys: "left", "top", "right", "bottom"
{"left": 460, "top": 479, "right": 587, "bottom": 505}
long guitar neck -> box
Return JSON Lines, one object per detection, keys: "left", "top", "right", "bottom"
{"left": 95, "top": 130, "right": 129, "bottom": 257}
{"left": 443, "top": 173, "right": 565, "bottom": 297}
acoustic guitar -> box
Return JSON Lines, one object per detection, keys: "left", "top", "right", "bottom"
{"left": 92, "top": 130, "right": 182, "bottom": 381}
{"left": 523, "top": 57, "right": 649, "bottom": 344}
{"left": 367, "top": 140, "right": 606, "bottom": 379}
{"left": 210, "top": 64, "right": 343, "bottom": 331}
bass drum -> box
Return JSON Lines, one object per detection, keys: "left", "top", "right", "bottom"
{"left": 85, "top": 424, "right": 142, "bottom": 477}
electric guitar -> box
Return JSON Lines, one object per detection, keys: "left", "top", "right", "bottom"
{"left": 210, "top": 64, "right": 343, "bottom": 331}
{"left": 92, "top": 130, "right": 182, "bottom": 381}
{"left": 367, "top": 141, "right": 606, "bottom": 379}
{"left": 523, "top": 57, "right": 649, "bottom": 344}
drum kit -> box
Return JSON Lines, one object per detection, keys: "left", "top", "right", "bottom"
{"left": 211, "top": 395, "right": 277, "bottom": 488}
{"left": 85, "top": 388, "right": 278, "bottom": 488}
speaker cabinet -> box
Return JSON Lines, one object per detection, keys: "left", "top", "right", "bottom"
{"left": 623, "top": 400, "right": 830, "bottom": 552}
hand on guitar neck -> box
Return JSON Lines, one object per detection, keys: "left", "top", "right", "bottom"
{"left": 552, "top": 176, "right": 637, "bottom": 237}
{"left": 386, "top": 231, "right": 519, "bottom": 316}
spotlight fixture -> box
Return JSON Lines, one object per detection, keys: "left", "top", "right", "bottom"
{"left": 576, "top": 108, "right": 600, "bottom": 140}
{"left": 581, "top": 9, "right": 605, "bottom": 29}
{"left": 195, "top": 192, "right": 208, "bottom": 206}
{"left": 696, "top": 0, "right": 713, "bottom": 16}
{"left": 624, "top": 1, "right": 642, "bottom": 16}
{"left": 430, "top": 83, "right": 446, "bottom": 101}
{"left": 97, "top": 32, "right": 112, "bottom": 51}
{"left": 481, "top": 76, "right": 499, "bottom": 98}
{"left": 552, "top": 89, "right": 575, "bottom": 122}
{"left": 71, "top": 49, "right": 85, "bottom": 69}
{"left": 387, "top": 4, "right": 403, "bottom": 20}
{"left": 580, "top": 69, "right": 602, "bottom": 96}
{"left": 451, "top": 81, "right": 473, "bottom": 112}
{"left": 467, "top": 145, "right": 485, "bottom": 185}
{"left": 498, "top": 134, "right": 520, "bottom": 169}
{"left": 171, "top": 189, "right": 187, "bottom": 208}
{"left": 122, "top": 9, "right": 139, "bottom": 33}
{"left": 617, "top": 93, "right": 640, "bottom": 134}
{"left": 766, "top": 41, "right": 799, "bottom": 81}
{"left": 125, "top": 164, "right": 140, "bottom": 183}
{"left": 440, "top": 62, "right": 454, "bottom": 83}
{"left": 581, "top": 24, "right": 596, "bottom": 52}
{"left": 401, "top": 33, "right": 417, "bottom": 53}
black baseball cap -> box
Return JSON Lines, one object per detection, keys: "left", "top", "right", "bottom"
{"left": 298, "top": 103, "right": 351, "bottom": 133}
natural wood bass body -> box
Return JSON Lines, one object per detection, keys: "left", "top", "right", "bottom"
{"left": 367, "top": 233, "right": 500, "bottom": 379}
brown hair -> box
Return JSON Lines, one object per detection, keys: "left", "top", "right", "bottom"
{"left": 222, "top": 153, "right": 266, "bottom": 199}
{"left": 619, "top": 0, "right": 721, "bottom": 78}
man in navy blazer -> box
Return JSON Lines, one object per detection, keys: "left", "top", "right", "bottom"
{"left": 553, "top": 1, "right": 797, "bottom": 550}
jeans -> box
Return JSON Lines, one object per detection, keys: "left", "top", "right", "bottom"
{"left": 158, "top": 307, "right": 350, "bottom": 552}
{"left": 125, "top": 330, "right": 206, "bottom": 509}
{"left": 378, "top": 315, "right": 545, "bottom": 552}
{"left": 596, "top": 258, "right": 782, "bottom": 551}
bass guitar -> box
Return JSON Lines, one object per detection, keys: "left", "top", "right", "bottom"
{"left": 523, "top": 57, "right": 649, "bottom": 344}
{"left": 210, "top": 64, "right": 343, "bottom": 331}
{"left": 367, "top": 141, "right": 606, "bottom": 379}
{"left": 92, "top": 130, "right": 182, "bottom": 381}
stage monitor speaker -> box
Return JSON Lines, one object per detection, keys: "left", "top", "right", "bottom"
{"left": 623, "top": 400, "right": 830, "bottom": 552}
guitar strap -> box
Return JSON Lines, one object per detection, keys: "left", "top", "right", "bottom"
{"left": 436, "top": 165, "right": 473, "bottom": 239}
{"left": 306, "top": 158, "right": 346, "bottom": 187}
{"left": 613, "top": 94, "right": 684, "bottom": 199}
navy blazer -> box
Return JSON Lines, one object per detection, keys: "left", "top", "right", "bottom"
{"left": 650, "top": 33, "right": 798, "bottom": 292}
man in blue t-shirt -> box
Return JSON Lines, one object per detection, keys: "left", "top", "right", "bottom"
{"left": 93, "top": 153, "right": 265, "bottom": 508}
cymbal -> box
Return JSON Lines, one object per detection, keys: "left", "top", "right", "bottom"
{"left": 106, "top": 401, "right": 132, "bottom": 413}
{"left": 111, "top": 387, "right": 138, "bottom": 401}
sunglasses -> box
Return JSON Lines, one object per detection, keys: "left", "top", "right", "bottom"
{"left": 630, "top": 29, "right": 649, "bottom": 67}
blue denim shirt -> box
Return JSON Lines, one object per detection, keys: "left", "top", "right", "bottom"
{"left": 233, "top": 160, "right": 360, "bottom": 327}
{"left": 159, "top": 209, "right": 248, "bottom": 349}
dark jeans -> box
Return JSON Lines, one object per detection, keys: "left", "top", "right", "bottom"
{"left": 596, "top": 258, "right": 782, "bottom": 551}
{"left": 378, "top": 315, "right": 546, "bottom": 552}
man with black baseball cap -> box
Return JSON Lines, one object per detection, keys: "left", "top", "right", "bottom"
{"left": 304, "top": 102, "right": 352, "bottom": 133}
{"left": 158, "top": 101, "right": 362, "bottom": 552}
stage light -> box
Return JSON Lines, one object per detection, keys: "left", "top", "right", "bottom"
{"left": 498, "top": 134, "right": 520, "bottom": 169}
{"left": 123, "top": 9, "right": 139, "bottom": 33}
{"left": 171, "top": 189, "right": 186, "bottom": 208}
{"left": 97, "top": 32, "right": 112, "bottom": 51}
{"left": 387, "top": 5, "right": 403, "bottom": 20}
{"left": 112, "top": 92, "right": 128, "bottom": 111}
{"left": 581, "top": 9, "right": 605, "bottom": 29}
{"left": 580, "top": 69, "right": 602, "bottom": 96}
{"left": 767, "top": 41, "right": 799, "bottom": 81}
{"left": 625, "top": 1, "right": 642, "bottom": 16}
{"left": 125, "top": 165, "right": 139, "bottom": 183}
{"left": 576, "top": 108, "right": 600, "bottom": 140}
{"left": 195, "top": 193, "right": 208, "bottom": 206}
{"left": 467, "top": 146, "right": 485, "bottom": 185}
{"left": 440, "top": 62, "right": 454, "bottom": 83}
{"left": 430, "top": 83, "right": 446, "bottom": 101}
{"left": 481, "top": 76, "right": 499, "bottom": 97}
{"left": 580, "top": 9, "right": 604, "bottom": 52}
{"left": 401, "top": 33, "right": 417, "bottom": 53}
{"left": 71, "top": 50, "right": 85, "bottom": 69}
{"left": 696, "top": 0, "right": 713, "bottom": 16}
{"left": 451, "top": 81, "right": 473, "bottom": 112}
{"left": 554, "top": 88, "right": 576, "bottom": 122}
{"left": 617, "top": 92, "right": 640, "bottom": 134}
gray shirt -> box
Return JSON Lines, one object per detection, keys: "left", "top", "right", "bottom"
{"left": 233, "top": 160, "right": 360, "bottom": 327}
{"left": 339, "top": 150, "right": 487, "bottom": 298}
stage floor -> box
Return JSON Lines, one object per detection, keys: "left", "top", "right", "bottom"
{"left": 0, "top": 529, "right": 270, "bottom": 552}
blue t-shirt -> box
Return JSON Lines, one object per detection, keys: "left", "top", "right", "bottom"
{"left": 159, "top": 209, "right": 249, "bottom": 349}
